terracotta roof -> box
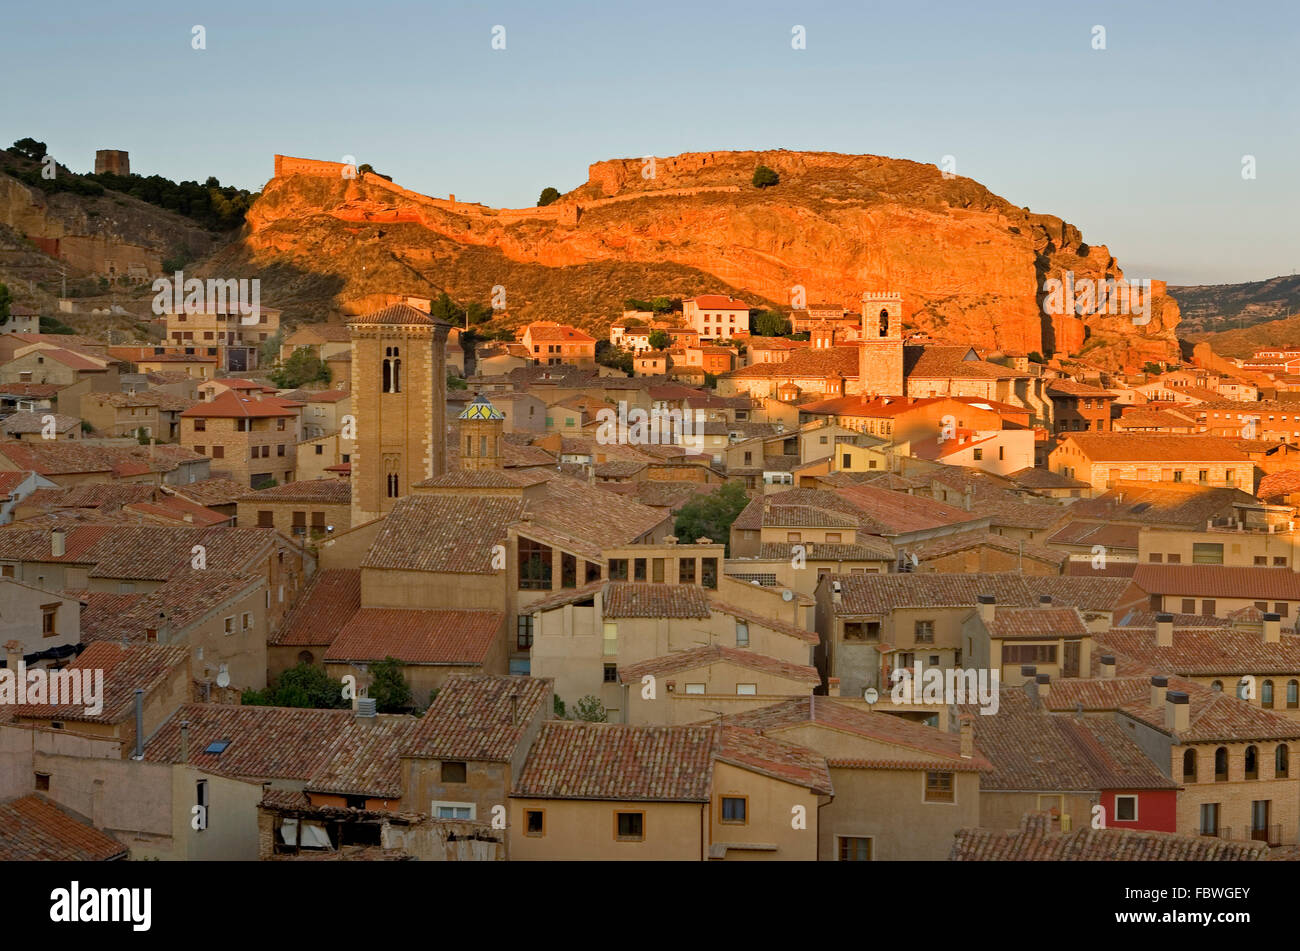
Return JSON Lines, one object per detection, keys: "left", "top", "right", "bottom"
{"left": 717, "top": 727, "right": 833, "bottom": 795}
{"left": 0, "top": 795, "right": 127, "bottom": 861}
{"left": 74, "top": 572, "right": 261, "bottom": 642}
{"left": 166, "top": 478, "right": 248, "bottom": 508}
{"left": 1, "top": 412, "right": 80, "bottom": 434}
{"left": 525, "top": 323, "right": 596, "bottom": 342}
{"left": 1132, "top": 565, "right": 1300, "bottom": 601}
{"left": 1005, "top": 467, "right": 1092, "bottom": 490}
{"left": 603, "top": 582, "right": 711, "bottom": 619}
{"left": 348, "top": 303, "right": 447, "bottom": 327}
{"left": 829, "top": 572, "right": 1040, "bottom": 616}
{"left": 1046, "top": 380, "right": 1116, "bottom": 398}
{"left": 905, "top": 346, "right": 1028, "bottom": 380}
{"left": 324, "top": 609, "right": 503, "bottom": 665}
{"left": 361, "top": 496, "right": 523, "bottom": 574}
{"left": 1060, "top": 433, "right": 1249, "bottom": 462}
{"left": 512, "top": 722, "right": 715, "bottom": 801}
{"left": 180, "top": 390, "right": 296, "bottom": 419}
{"left": 1098, "top": 626, "right": 1300, "bottom": 676}
{"left": 14, "top": 642, "right": 188, "bottom": 724}
{"left": 401, "top": 675, "right": 551, "bottom": 761}
{"left": 951, "top": 811, "right": 1268, "bottom": 861}
{"left": 986, "top": 607, "right": 1089, "bottom": 640}
{"left": 238, "top": 479, "right": 350, "bottom": 504}
{"left": 1046, "top": 520, "right": 1141, "bottom": 550}
{"left": 686, "top": 295, "right": 749, "bottom": 310}
{"left": 302, "top": 715, "right": 416, "bottom": 798}
{"left": 707, "top": 599, "right": 822, "bottom": 644}
{"left": 270, "top": 569, "right": 361, "bottom": 646}
{"left": 617, "top": 645, "right": 820, "bottom": 685}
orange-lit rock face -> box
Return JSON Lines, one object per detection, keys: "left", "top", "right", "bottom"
{"left": 234, "top": 151, "right": 1179, "bottom": 371}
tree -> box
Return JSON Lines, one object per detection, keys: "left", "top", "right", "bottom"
{"left": 260, "top": 329, "right": 283, "bottom": 367}
{"left": 553, "top": 695, "right": 567, "bottom": 718}
{"left": 135, "top": 427, "right": 150, "bottom": 446}
{"left": 0, "top": 282, "right": 10, "bottom": 322}
{"left": 537, "top": 186, "right": 561, "bottom": 207}
{"left": 447, "top": 372, "right": 468, "bottom": 390}
{"left": 673, "top": 482, "right": 751, "bottom": 554}
{"left": 752, "top": 309, "right": 790, "bottom": 336}
{"left": 368, "top": 657, "right": 415, "bottom": 713}
{"left": 596, "top": 341, "right": 633, "bottom": 375}
{"left": 650, "top": 296, "right": 677, "bottom": 314}
{"left": 10, "top": 137, "right": 47, "bottom": 162}
{"left": 241, "top": 663, "right": 349, "bottom": 709}
{"left": 270, "top": 347, "right": 331, "bottom": 388}
{"left": 752, "top": 165, "right": 779, "bottom": 188}
{"left": 1143, "top": 362, "right": 1164, "bottom": 375}
{"left": 1027, "top": 351, "right": 1045, "bottom": 364}
{"left": 648, "top": 329, "right": 671, "bottom": 350}
{"left": 573, "top": 695, "right": 608, "bottom": 722}
{"left": 623, "top": 298, "right": 653, "bottom": 312}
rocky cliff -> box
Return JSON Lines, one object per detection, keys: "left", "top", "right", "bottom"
{"left": 207, "top": 150, "right": 1180, "bottom": 370}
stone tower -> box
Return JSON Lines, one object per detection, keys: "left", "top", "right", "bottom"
{"left": 858, "top": 292, "right": 904, "bottom": 397}
{"left": 458, "top": 393, "right": 504, "bottom": 471}
{"left": 94, "top": 150, "right": 130, "bottom": 176}
{"left": 349, "top": 302, "right": 449, "bottom": 522}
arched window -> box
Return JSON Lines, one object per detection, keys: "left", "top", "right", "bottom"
{"left": 1245, "top": 745, "right": 1259, "bottom": 779}
{"left": 393, "top": 358, "right": 401, "bottom": 392}
{"left": 387, "top": 473, "right": 400, "bottom": 498}
{"left": 1289, "top": 680, "right": 1299, "bottom": 709}
{"left": 1211, "top": 680, "right": 1223, "bottom": 692}
{"left": 1277, "top": 744, "right": 1290, "bottom": 779}
{"left": 1182, "top": 748, "right": 1196, "bottom": 781}
{"left": 1214, "top": 746, "right": 1228, "bottom": 781}
{"left": 879, "top": 308, "right": 889, "bottom": 337}
{"left": 297, "top": 650, "right": 314, "bottom": 665}
{"left": 1237, "top": 678, "right": 1250, "bottom": 700}
{"left": 1262, "top": 679, "right": 1274, "bottom": 707}
{"left": 382, "top": 358, "right": 392, "bottom": 393}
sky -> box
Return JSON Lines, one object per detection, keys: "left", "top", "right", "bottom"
{"left": 2, "top": 0, "right": 1296, "bottom": 286}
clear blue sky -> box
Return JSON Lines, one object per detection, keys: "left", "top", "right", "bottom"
{"left": 3, "top": 0, "right": 1295, "bottom": 285}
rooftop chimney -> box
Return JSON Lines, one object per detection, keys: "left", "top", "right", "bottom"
{"left": 1150, "top": 675, "right": 1168, "bottom": 709}
{"left": 1099, "top": 654, "right": 1116, "bottom": 679}
{"left": 1038, "top": 594, "right": 1053, "bottom": 608}
{"left": 4, "top": 640, "right": 23, "bottom": 677}
{"left": 51, "top": 528, "right": 66, "bottom": 558}
{"left": 355, "top": 697, "right": 377, "bottom": 720}
{"left": 828, "top": 677, "right": 841, "bottom": 697}
{"left": 977, "top": 594, "right": 996, "bottom": 626}
{"left": 1021, "top": 666, "right": 1038, "bottom": 703}
{"left": 1165, "top": 690, "right": 1190, "bottom": 734}
{"left": 1263, "top": 612, "right": 1282, "bottom": 644}
{"left": 1156, "top": 613, "right": 1174, "bottom": 647}
{"left": 1035, "top": 672, "right": 1051, "bottom": 699}
{"left": 959, "top": 715, "right": 974, "bottom": 759}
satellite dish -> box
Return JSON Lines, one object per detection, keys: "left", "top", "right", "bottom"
{"left": 781, "top": 589, "right": 794, "bottom": 602}
{"left": 216, "top": 665, "right": 230, "bottom": 689}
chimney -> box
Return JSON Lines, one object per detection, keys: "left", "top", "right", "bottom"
{"left": 132, "top": 688, "right": 144, "bottom": 760}
{"left": 50, "top": 528, "right": 66, "bottom": 558}
{"left": 1021, "top": 666, "right": 1038, "bottom": 702}
{"left": 959, "top": 715, "right": 974, "bottom": 759}
{"left": 180, "top": 720, "right": 190, "bottom": 765}
{"left": 1099, "top": 654, "right": 1116, "bottom": 678}
{"left": 355, "top": 697, "right": 377, "bottom": 721}
{"left": 1035, "top": 672, "right": 1051, "bottom": 699}
{"left": 1165, "top": 690, "right": 1190, "bottom": 734}
{"left": 1263, "top": 611, "right": 1282, "bottom": 644}
{"left": 1038, "top": 594, "right": 1053, "bottom": 609}
{"left": 963, "top": 486, "right": 974, "bottom": 511}
{"left": 1156, "top": 612, "right": 1174, "bottom": 647}
{"left": 976, "top": 595, "right": 996, "bottom": 626}
{"left": 4, "top": 640, "right": 23, "bottom": 677}
{"left": 1150, "top": 675, "right": 1168, "bottom": 709}
{"left": 828, "top": 677, "right": 841, "bottom": 697}
{"left": 831, "top": 579, "right": 842, "bottom": 607}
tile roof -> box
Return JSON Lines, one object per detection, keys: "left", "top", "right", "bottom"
{"left": 905, "top": 345, "right": 1028, "bottom": 380}
{"left": 0, "top": 795, "right": 127, "bottom": 861}
{"left": 167, "top": 477, "right": 251, "bottom": 508}
{"left": 512, "top": 722, "right": 716, "bottom": 801}
{"left": 180, "top": 390, "right": 297, "bottom": 418}
{"left": 348, "top": 302, "right": 448, "bottom": 327}
{"left": 1098, "top": 626, "right": 1300, "bottom": 676}
{"left": 1, "top": 412, "right": 80, "bottom": 434}
{"left": 603, "top": 582, "right": 711, "bottom": 619}
{"left": 829, "top": 572, "right": 1040, "bottom": 615}
{"left": 401, "top": 675, "right": 551, "bottom": 761}
{"left": 951, "top": 811, "right": 1268, "bottom": 861}
{"left": 687, "top": 295, "right": 749, "bottom": 309}
{"left": 1132, "top": 565, "right": 1300, "bottom": 601}
{"left": 302, "top": 715, "right": 416, "bottom": 798}
{"left": 1061, "top": 433, "right": 1250, "bottom": 462}
{"left": 717, "top": 727, "right": 833, "bottom": 795}
{"left": 74, "top": 571, "right": 261, "bottom": 642}
{"left": 1063, "top": 484, "right": 1258, "bottom": 527}
{"left": 324, "top": 608, "right": 503, "bottom": 665}
{"left": 986, "top": 607, "right": 1089, "bottom": 640}
{"left": 271, "top": 569, "right": 361, "bottom": 646}
{"left": 362, "top": 495, "right": 523, "bottom": 574}
{"left": 617, "top": 645, "right": 820, "bottom": 685}
{"left": 707, "top": 599, "right": 822, "bottom": 644}
{"left": 238, "top": 479, "right": 351, "bottom": 504}
{"left": 14, "top": 642, "right": 188, "bottom": 724}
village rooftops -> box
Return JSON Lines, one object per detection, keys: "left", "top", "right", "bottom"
{"left": 0, "top": 795, "right": 127, "bottom": 861}
{"left": 1059, "top": 433, "right": 1251, "bottom": 462}
{"left": 14, "top": 641, "right": 188, "bottom": 725}
{"left": 400, "top": 674, "right": 551, "bottom": 762}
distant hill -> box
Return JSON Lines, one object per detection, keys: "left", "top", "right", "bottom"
{"left": 1173, "top": 274, "right": 1300, "bottom": 358}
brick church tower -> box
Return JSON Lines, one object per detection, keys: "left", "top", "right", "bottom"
{"left": 349, "top": 302, "right": 449, "bottom": 522}
{"left": 458, "top": 393, "right": 504, "bottom": 470}
{"left": 857, "top": 292, "right": 904, "bottom": 397}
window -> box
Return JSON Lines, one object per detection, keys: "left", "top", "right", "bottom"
{"left": 914, "top": 620, "right": 935, "bottom": 644}
{"left": 1290, "top": 680, "right": 1299, "bottom": 709}
{"left": 193, "top": 418, "right": 206, "bottom": 432}
{"left": 1192, "top": 543, "right": 1223, "bottom": 565}
{"left": 440, "top": 761, "right": 467, "bottom": 783}
{"left": 615, "top": 811, "right": 644, "bottom": 840}
{"left": 516, "top": 616, "right": 534, "bottom": 650}
{"left": 684, "top": 683, "right": 705, "bottom": 695}
{"left": 1181, "top": 599, "right": 1196, "bottom": 614}
{"left": 212, "top": 445, "right": 224, "bottom": 459}
{"left": 525, "top": 809, "right": 545, "bottom": 837}
{"left": 257, "top": 510, "right": 273, "bottom": 528}
{"left": 1166, "top": 553, "right": 1181, "bottom": 564}
{"left": 518, "top": 538, "right": 553, "bottom": 590}
{"left": 1183, "top": 748, "right": 1197, "bottom": 781}
{"left": 561, "top": 552, "right": 577, "bottom": 589}
{"left": 224, "top": 616, "right": 234, "bottom": 635}
{"left": 1277, "top": 744, "right": 1289, "bottom": 779}
{"left": 1263, "top": 680, "right": 1275, "bottom": 707}
{"left": 603, "top": 622, "right": 617, "bottom": 657}
{"left": 1245, "top": 745, "right": 1259, "bottom": 780}
{"left": 41, "top": 604, "right": 58, "bottom": 637}
{"left": 736, "top": 683, "right": 757, "bottom": 696}
{"left": 1149, "top": 553, "right": 1163, "bottom": 563}
{"left": 701, "top": 558, "right": 718, "bottom": 589}
{"left": 241, "top": 612, "right": 252, "bottom": 631}
{"left": 35, "top": 772, "right": 50, "bottom": 792}
{"left": 678, "top": 559, "right": 696, "bottom": 584}
{"left": 1275, "top": 557, "right": 1289, "bottom": 567}
{"left": 1114, "top": 795, "right": 1138, "bottom": 822}
{"left": 719, "top": 796, "right": 747, "bottom": 824}
{"left": 1277, "top": 603, "right": 1291, "bottom": 617}
{"left": 433, "top": 803, "right": 474, "bottom": 820}
{"left": 735, "top": 621, "right": 749, "bottom": 647}
{"left": 277, "top": 444, "right": 285, "bottom": 457}
{"left": 924, "top": 771, "right": 954, "bottom": 802}
{"left": 315, "top": 444, "right": 324, "bottom": 456}
{"left": 633, "top": 558, "right": 647, "bottom": 582}
{"left": 608, "top": 558, "right": 628, "bottom": 581}
{"left": 1001, "top": 644, "right": 1057, "bottom": 664}
{"left": 972, "top": 448, "right": 983, "bottom": 461}
{"left": 1214, "top": 747, "right": 1228, "bottom": 782}
{"left": 1201, "top": 600, "right": 1216, "bottom": 617}
{"left": 838, "top": 836, "right": 871, "bottom": 861}
{"left": 604, "top": 663, "right": 618, "bottom": 683}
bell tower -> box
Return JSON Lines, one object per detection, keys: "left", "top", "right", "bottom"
{"left": 459, "top": 393, "right": 504, "bottom": 471}
{"left": 858, "top": 291, "right": 904, "bottom": 397}
{"left": 349, "top": 302, "right": 450, "bottom": 522}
